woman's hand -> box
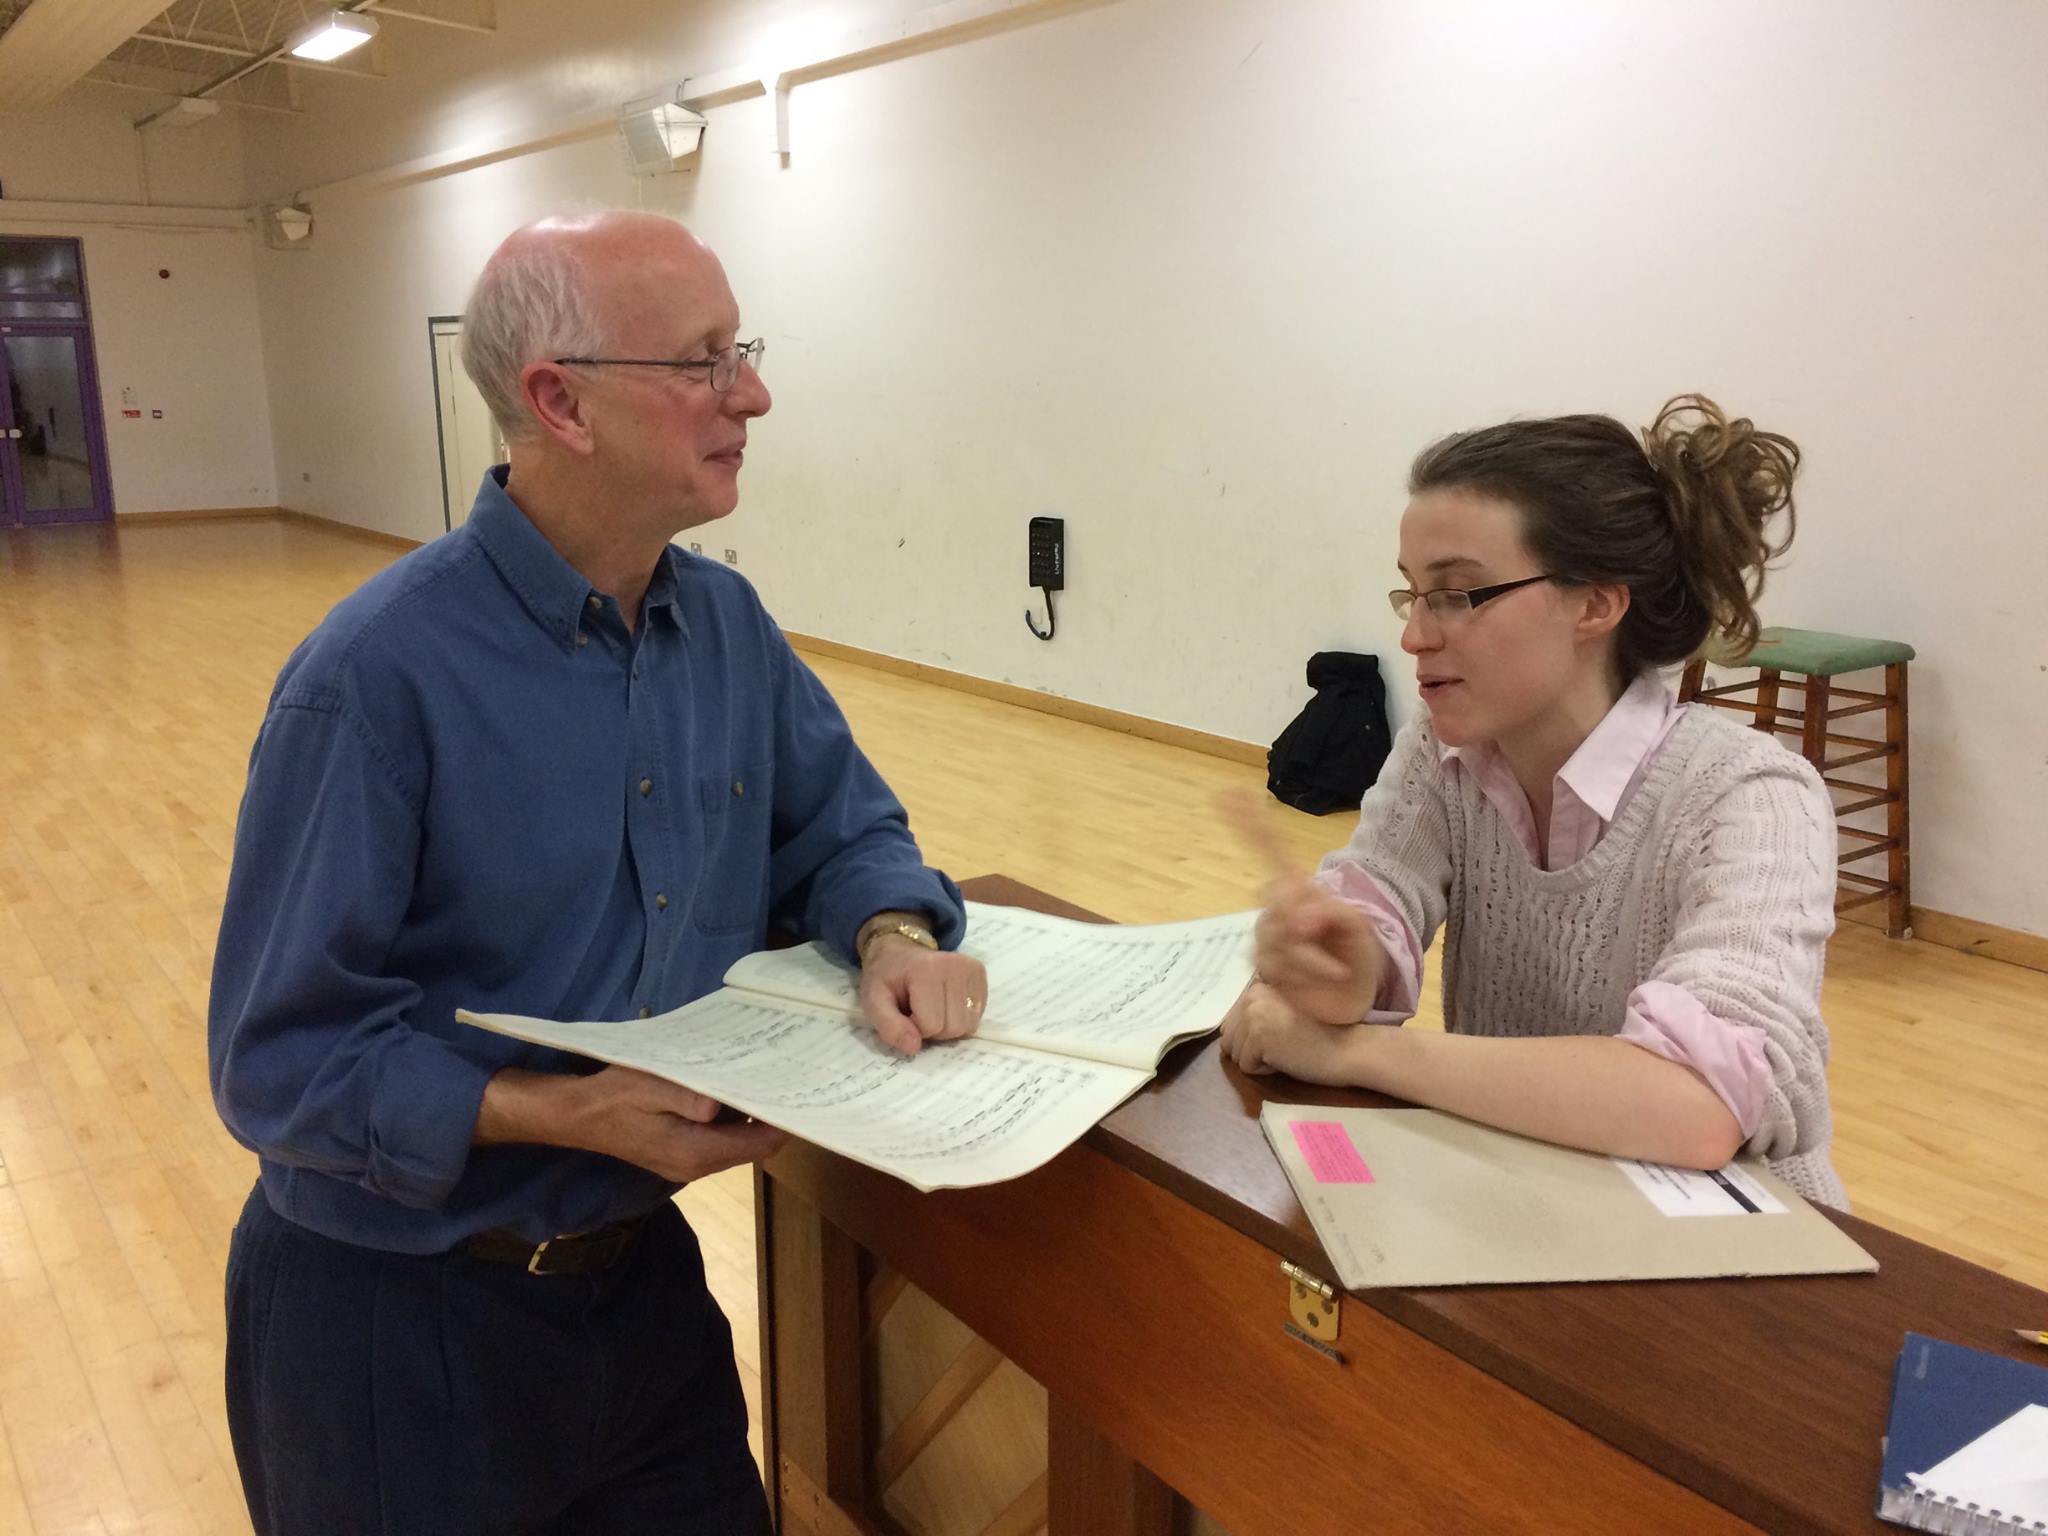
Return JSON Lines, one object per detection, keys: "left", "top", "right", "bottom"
{"left": 1219, "top": 982, "right": 1369, "bottom": 1086}
{"left": 1224, "top": 790, "right": 1387, "bottom": 1023}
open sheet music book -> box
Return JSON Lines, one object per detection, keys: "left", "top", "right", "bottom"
{"left": 458, "top": 901, "right": 1254, "bottom": 1192}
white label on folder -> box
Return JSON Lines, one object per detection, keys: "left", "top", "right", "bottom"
{"left": 1614, "top": 1159, "right": 1787, "bottom": 1217}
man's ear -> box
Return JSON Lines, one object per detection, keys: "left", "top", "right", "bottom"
{"left": 520, "top": 361, "right": 597, "bottom": 456}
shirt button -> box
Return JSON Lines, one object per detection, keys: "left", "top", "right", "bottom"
{"left": 587, "top": 595, "right": 602, "bottom": 610}
{"left": 731, "top": 779, "right": 745, "bottom": 797}
{"left": 639, "top": 777, "right": 653, "bottom": 796}
{"left": 637, "top": 1006, "right": 652, "bottom": 1019}
{"left": 574, "top": 632, "right": 589, "bottom": 648}
{"left": 655, "top": 893, "right": 668, "bottom": 910}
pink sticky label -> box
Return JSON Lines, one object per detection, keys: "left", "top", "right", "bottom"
{"left": 1289, "top": 1121, "right": 1374, "bottom": 1184}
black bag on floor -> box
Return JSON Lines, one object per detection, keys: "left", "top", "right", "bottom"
{"left": 1267, "top": 652, "right": 1392, "bottom": 814}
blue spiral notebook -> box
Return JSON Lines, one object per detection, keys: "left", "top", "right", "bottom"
{"left": 1879, "top": 1333, "right": 2048, "bottom": 1533}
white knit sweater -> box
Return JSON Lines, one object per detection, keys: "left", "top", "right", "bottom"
{"left": 1322, "top": 705, "right": 1847, "bottom": 1209}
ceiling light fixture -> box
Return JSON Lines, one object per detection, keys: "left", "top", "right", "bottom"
{"left": 287, "top": 8, "right": 379, "bottom": 62}
{"left": 618, "top": 85, "right": 708, "bottom": 176}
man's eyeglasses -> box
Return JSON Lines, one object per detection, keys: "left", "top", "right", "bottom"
{"left": 552, "top": 338, "right": 766, "bottom": 395}
{"left": 1388, "top": 573, "right": 1556, "bottom": 621}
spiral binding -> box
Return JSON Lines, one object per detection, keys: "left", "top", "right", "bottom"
{"left": 1882, "top": 1480, "right": 2048, "bottom": 1535}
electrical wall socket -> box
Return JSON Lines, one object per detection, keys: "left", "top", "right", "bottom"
{"left": 723, "top": 548, "right": 738, "bottom": 565}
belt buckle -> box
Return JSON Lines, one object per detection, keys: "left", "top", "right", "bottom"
{"left": 523, "top": 1222, "right": 635, "bottom": 1276}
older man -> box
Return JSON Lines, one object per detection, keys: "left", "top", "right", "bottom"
{"left": 209, "top": 212, "right": 986, "bottom": 1534}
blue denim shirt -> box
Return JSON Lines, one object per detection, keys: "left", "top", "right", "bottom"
{"left": 209, "top": 469, "right": 964, "bottom": 1252}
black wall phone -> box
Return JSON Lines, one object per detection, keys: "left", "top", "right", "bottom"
{"left": 1026, "top": 517, "right": 1063, "bottom": 640}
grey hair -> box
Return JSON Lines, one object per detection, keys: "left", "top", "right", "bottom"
{"left": 459, "top": 239, "right": 611, "bottom": 442}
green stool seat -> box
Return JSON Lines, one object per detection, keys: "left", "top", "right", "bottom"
{"left": 1738, "top": 627, "right": 1916, "bottom": 677}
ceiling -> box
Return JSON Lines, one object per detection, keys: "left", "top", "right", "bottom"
{"left": 0, "top": 0, "right": 496, "bottom": 116}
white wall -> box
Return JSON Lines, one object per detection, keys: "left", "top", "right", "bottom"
{"left": 0, "top": 88, "right": 278, "bottom": 512}
{"left": 239, "top": 0, "right": 2048, "bottom": 937}
{"left": 0, "top": 84, "right": 246, "bottom": 206}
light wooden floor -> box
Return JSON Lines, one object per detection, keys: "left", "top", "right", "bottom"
{"left": 2, "top": 516, "right": 2045, "bottom": 1535}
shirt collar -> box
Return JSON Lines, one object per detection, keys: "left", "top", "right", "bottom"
{"left": 469, "top": 467, "right": 689, "bottom": 650}
{"left": 642, "top": 546, "right": 688, "bottom": 634}
{"left": 1437, "top": 671, "right": 1678, "bottom": 823}
{"left": 1554, "top": 672, "right": 1681, "bottom": 822}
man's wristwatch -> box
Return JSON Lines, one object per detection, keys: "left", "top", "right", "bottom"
{"left": 857, "top": 914, "right": 938, "bottom": 965}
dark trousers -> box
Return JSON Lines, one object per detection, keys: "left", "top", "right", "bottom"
{"left": 225, "top": 1185, "right": 771, "bottom": 1536}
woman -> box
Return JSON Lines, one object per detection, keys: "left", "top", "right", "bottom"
{"left": 1222, "top": 395, "right": 1845, "bottom": 1208}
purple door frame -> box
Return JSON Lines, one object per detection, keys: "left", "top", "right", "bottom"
{"left": 0, "top": 234, "right": 115, "bottom": 527}
{"left": 0, "top": 324, "right": 116, "bottom": 526}
{"left": 0, "top": 344, "right": 19, "bottom": 526}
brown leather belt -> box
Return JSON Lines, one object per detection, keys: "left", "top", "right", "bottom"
{"left": 462, "top": 1215, "right": 647, "bottom": 1276}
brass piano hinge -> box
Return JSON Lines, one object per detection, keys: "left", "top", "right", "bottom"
{"left": 1281, "top": 1259, "right": 1341, "bottom": 1344}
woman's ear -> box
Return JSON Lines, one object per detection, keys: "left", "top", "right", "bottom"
{"left": 1575, "top": 581, "right": 1630, "bottom": 643}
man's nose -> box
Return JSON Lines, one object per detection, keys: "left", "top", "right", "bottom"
{"left": 728, "top": 360, "right": 770, "bottom": 418}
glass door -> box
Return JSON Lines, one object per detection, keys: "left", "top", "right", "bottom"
{"left": 0, "top": 236, "right": 112, "bottom": 528}
{"left": 0, "top": 328, "right": 112, "bottom": 526}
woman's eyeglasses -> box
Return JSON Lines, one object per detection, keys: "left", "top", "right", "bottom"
{"left": 1387, "top": 573, "right": 1556, "bottom": 621}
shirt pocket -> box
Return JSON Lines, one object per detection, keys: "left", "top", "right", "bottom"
{"left": 693, "top": 759, "right": 772, "bottom": 935}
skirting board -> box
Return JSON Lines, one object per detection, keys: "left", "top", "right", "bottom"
{"left": 782, "top": 630, "right": 1268, "bottom": 769}
{"left": 116, "top": 505, "right": 283, "bottom": 525}
{"left": 277, "top": 507, "right": 425, "bottom": 551}
{"left": 115, "top": 505, "right": 424, "bottom": 553}
{"left": 1893, "top": 908, "right": 2048, "bottom": 975}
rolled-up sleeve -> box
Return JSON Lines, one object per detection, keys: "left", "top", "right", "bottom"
{"left": 1618, "top": 981, "right": 1772, "bottom": 1136}
{"left": 208, "top": 689, "right": 495, "bottom": 1209}
{"left": 763, "top": 639, "right": 964, "bottom": 961}
{"left": 1635, "top": 757, "right": 1839, "bottom": 1165}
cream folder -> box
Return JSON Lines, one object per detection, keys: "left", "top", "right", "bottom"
{"left": 1261, "top": 1103, "right": 1878, "bottom": 1289}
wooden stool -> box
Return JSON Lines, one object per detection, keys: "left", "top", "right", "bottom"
{"left": 1679, "top": 627, "right": 1916, "bottom": 938}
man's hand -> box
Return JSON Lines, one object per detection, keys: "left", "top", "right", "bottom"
{"left": 476, "top": 1065, "right": 787, "bottom": 1183}
{"left": 857, "top": 936, "right": 989, "bottom": 1056}
{"left": 1219, "top": 982, "right": 1368, "bottom": 1086}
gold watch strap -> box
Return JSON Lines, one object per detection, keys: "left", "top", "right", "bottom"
{"left": 858, "top": 916, "right": 938, "bottom": 962}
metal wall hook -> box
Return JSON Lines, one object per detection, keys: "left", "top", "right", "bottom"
{"left": 1025, "top": 587, "right": 1056, "bottom": 641}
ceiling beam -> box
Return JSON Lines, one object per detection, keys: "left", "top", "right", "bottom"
{"left": 0, "top": 0, "right": 193, "bottom": 112}
{"left": 0, "top": 195, "right": 251, "bottom": 227}
{"left": 82, "top": 68, "right": 300, "bottom": 113}
{"left": 361, "top": 1, "right": 495, "bottom": 35}
{"left": 128, "top": 28, "right": 385, "bottom": 78}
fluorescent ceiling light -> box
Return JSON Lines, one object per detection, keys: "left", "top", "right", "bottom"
{"left": 288, "top": 9, "right": 378, "bottom": 62}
